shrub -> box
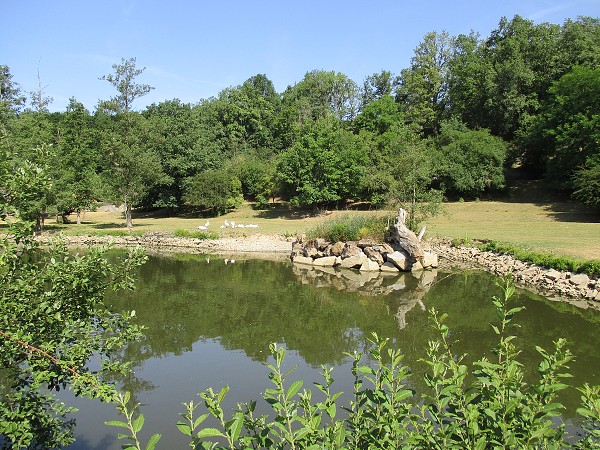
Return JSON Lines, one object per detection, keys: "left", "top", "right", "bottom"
{"left": 172, "top": 229, "right": 218, "bottom": 240}
{"left": 307, "top": 214, "right": 391, "bottom": 242}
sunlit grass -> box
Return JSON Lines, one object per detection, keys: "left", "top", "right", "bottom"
{"left": 43, "top": 200, "right": 600, "bottom": 261}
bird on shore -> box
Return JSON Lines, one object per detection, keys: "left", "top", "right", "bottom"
{"left": 197, "top": 220, "right": 210, "bottom": 230}
{"left": 220, "top": 219, "right": 230, "bottom": 229}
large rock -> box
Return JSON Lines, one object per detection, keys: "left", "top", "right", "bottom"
{"left": 313, "top": 256, "right": 337, "bottom": 267}
{"left": 340, "top": 256, "right": 367, "bottom": 269}
{"left": 330, "top": 241, "right": 345, "bottom": 256}
{"left": 569, "top": 273, "right": 590, "bottom": 287}
{"left": 293, "top": 256, "right": 314, "bottom": 266}
{"left": 364, "top": 246, "right": 385, "bottom": 265}
{"left": 360, "top": 259, "right": 381, "bottom": 272}
{"left": 422, "top": 250, "right": 438, "bottom": 268}
{"left": 386, "top": 250, "right": 411, "bottom": 271}
{"left": 341, "top": 242, "right": 362, "bottom": 258}
{"left": 380, "top": 261, "right": 400, "bottom": 273}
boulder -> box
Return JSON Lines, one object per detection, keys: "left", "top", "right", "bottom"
{"left": 341, "top": 242, "right": 362, "bottom": 258}
{"left": 340, "top": 256, "right": 367, "bottom": 269}
{"left": 293, "top": 256, "right": 314, "bottom": 266}
{"left": 422, "top": 250, "right": 438, "bottom": 268}
{"left": 360, "top": 259, "right": 381, "bottom": 272}
{"left": 386, "top": 250, "right": 411, "bottom": 271}
{"left": 380, "top": 261, "right": 400, "bottom": 273}
{"left": 545, "top": 269, "right": 562, "bottom": 281}
{"left": 364, "top": 246, "right": 385, "bottom": 265}
{"left": 569, "top": 273, "right": 590, "bottom": 287}
{"left": 330, "top": 241, "right": 345, "bottom": 256}
{"left": 313, "top": 256, "right": 337, "bottom": 267}
{"left": 411, "top": 260, "right": 424, "bottom": 272}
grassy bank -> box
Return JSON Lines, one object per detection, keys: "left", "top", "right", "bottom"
{"left": 40, "top": 199, "right": 599, "bottom": 262}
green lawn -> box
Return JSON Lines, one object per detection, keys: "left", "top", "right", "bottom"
{"left": 42, "top": 199, "right": 600, "bottom": 262}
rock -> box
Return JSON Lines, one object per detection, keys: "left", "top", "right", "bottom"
{"left": 293, "top": 256, "right": 314, "bottom": 266}
{"left": 545, "top": 269, "right": 562, "bottom": 281}
{"left": 569, "top": 273, "right": 590, "bottom": 287}
{"left": 360, "top": 259, "right": 381, "bottom": 272}
{"left": 340, "top": 256, "right": 367, "bottom": 269}
{"left": 364, "top": 247, "right": 385, "bottom": 265}
{"left": 313, "top": 256, "right": 337, "bottom": 267}
{"left": 315, "top": 238, "right": 330, "bottom": 251}
{"left": 386, "top": 250, "right": 411, "bottom": 271}
{"left": 334, "top": 256, "right": 343, "bottom": 266}
{"left": 422, "top": 250, "right": 438, "bottom": 268}
{"left": 411, "top": 261, "right": 424, "bottom": 272}
{"left": 357, "top": 239, "right": 377, "bottom": 249}
{"left": 342, "top": 242, "right": 362, "bottom": 258}
{"left": 380, "top": 261, "right": 400, "bottom": 273}
{"left": 330, "top": 241, "right": 345, "bottom": 256}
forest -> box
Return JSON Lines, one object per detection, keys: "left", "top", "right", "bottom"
{"left": 1, "top": 15, "right": 599, "bottom": 231}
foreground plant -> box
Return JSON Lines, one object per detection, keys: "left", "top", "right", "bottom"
{"left": 0, "top": 221, "right": 147, "bottom": 448}
{"left": 113, "top": 278, "right": 600, "bottom": 448}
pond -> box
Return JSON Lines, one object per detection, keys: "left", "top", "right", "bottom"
{"left": 64, "top": 252, "right": 600, "bottom": 449}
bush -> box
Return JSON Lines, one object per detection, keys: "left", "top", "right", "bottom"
{"left": 307, "top": 214, "right": 391, "bottom": 242}
{"left": 173, "top": 228, "right": 218, "bottom": 240}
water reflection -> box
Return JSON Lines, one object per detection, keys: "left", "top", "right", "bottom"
{"left": 63, "top": 252, "right": 600, "bottom": 449}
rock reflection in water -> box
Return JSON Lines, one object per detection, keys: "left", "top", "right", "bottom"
{"left": 292, "top": 265, "right": 439, "bottom": 329}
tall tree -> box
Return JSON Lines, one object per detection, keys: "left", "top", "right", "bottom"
{"left": 361, "top": 70, "right": 399, "bottom": 107}
{"left": 98, "top": 57, "right": 154, "bottom": 114}
{"left": 99, "top": 58, "right": 162, "bottom": 230}
{"left": 0, "top": 65, "right": 26, "bottom": 126}
{"left": 397, "top": 31, "right": 453, "bottom": 136}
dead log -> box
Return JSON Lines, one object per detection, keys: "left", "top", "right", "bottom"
{"left": 387, "top": 208, "right": 424, "bottom": 261}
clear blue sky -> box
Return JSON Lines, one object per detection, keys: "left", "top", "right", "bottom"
{"left": 2, "top": 0, "right": 599, "bottom": 112}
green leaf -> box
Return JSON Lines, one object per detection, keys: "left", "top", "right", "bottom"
{"left": 132, "top": 414, "right": 144, "bottom": 433}
{"left": 176, "top": 422, "right": 192, "bottom": 436}
{"left": 227, "top": 412, "right": 244, "bottom": 442}
{"left": 105, "top": 420, "right": 129, "bottom": 429}
{"left": 193, "top": 413, "right": 209, "bottom": 429}
{"left": 145, "top": 433, "right": 161, "bottom": 450}
{"left": 217, "top": 385, "right": 229, "bottom": 404}
{"left": 196, "top": 427, "right": 225, "bottom": 439}
{"left": 286, "top": 380, "right": 304, "bottom": 400}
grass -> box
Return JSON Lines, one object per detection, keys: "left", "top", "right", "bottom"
{"left": 38, "top": 198, "right": 599, "bottom": 262}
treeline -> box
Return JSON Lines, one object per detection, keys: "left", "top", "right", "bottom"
{"left": 1, "top": 15, "right": 599, "bottom": 229}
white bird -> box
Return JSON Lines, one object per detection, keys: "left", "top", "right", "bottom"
{"left": 246, "top": 224, "right": 259, "bottom": 228}
{"left": 220, "top": 220, "right": 229, "bottom": 229}
{"left": 230, "top": 221, "right": 235, "bottom": 228}
{"left": 197, "top": 220, "right": 210, "bottom": 231}
{"left": 237, "top": 224, "right": 245, "bottom": 228}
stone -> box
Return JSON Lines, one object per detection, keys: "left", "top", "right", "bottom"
{"left": 334, "top": 256, "right": 343, "bottom": 266}
{"left": 386, "top": 250, "right": 411, "bottom": 271}
{"left": 357, "top": 239, "right": 377, "bottom": 249}
{"left": 341, "top": 242, "right": 362, "bottom": 258}
{"left": 340, "top": 256, "right": 367, "bottom": 269}
{"left": 380, "top": 261, "right": 400, "bottom": 273}
{"left": 422, "top": 250, "right": 438, "bottom": 268}
{"left": 315, "top": 238, "right": 330, "bottom": 250}
{"left": 313, "top": 256, "right": 337, "bottom": 267}
{"left": 364, "top": 246, "right": 385, "bottom": 265}
{"left": 545, "top": 269, "right": 562, "bottom": 281}
{"left": 330, "top": 241, "right": 345, "bottom": 256}
{"left": 569, "top": 273, "right": 590, "bottom": 287}
{"left": 293, "top": 256, "right": 313, "bottom": 266}
{"left": 411, "top": 261, "right": 424, "bottom": 272}
{"left": 360, "top": 259, "right": 381, "bottom": 272}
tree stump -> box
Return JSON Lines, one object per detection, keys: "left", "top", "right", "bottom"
{"left": 388, "top": 208, "right": 424, "bottom": 261}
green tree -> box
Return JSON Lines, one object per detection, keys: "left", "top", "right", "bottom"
{"left": 433, "top": 121, "right": 508, "bottom": 198}
{"left": 0, "top": 65, "right": 26, "bottom": 126}
{"left": 573, "top": 155, "right": 600, "bottom": 208}
{"left": 98, "top": 57, "right": 154, "bottom": 114}
{"left": 361, "top": 70, "right": 399, "bottom": 107}
{"left": 544, "top": 66, "right": 600, "bottom": 192}
{"left": 277, "top": 116, "right": 368, "bottom": 208}
{"left": 0, "top": 157, "right": 147, "bottom": 448}
{"left": 99, "top": 58, "right": 163, "bottom": 229}
{"left": 183, "top": 169, "right": 243, "bottom": 215}
{"left": 397, "top": 31, "right": 453, "bottom": 136}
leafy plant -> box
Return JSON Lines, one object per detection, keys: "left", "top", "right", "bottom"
{"left": 307, "top": 214, "right": 391, "bottom": 242}
{"left": 173, "top": 228, "right": 219, "bottom": 239}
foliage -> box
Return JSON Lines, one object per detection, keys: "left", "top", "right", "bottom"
{"left": 573, "top": 155, "right": 600, "bottom": 208}
{"left": 307, "top": 214, "right": 392, "bottom": 242}
{"left": 433, "top": 120, "right": 508, "bottom": 198}
{"left": 183, "top": 169, "right": 243, "bottom": 215}
{"left": 0, "top": 219, "right": 147, "bottom": 448}
{"left": 476, "top": 240, "right": 600, "bottom": 277}
{"left": 114, "top": 279, "right": 600, "bottom": 448}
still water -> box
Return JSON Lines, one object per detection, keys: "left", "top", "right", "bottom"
{"left": 65, "top": 252, "right": 600, "bottom": 449}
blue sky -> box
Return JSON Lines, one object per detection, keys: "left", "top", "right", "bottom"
{"left": 2, "top": 0, "right": 599, "bottom": 112}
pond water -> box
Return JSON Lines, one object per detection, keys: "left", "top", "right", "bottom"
{"left": 64, "top": 252, "right": 600, "bottom": 449}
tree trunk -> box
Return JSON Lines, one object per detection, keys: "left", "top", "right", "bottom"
{"left": 388, "top": 208, "right": 424, "bottom": 261}
{"left": 125, "top": 202, "right": 133, "bottom": 232}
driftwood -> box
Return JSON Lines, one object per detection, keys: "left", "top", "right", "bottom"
{"left": 388, "top": 208, "right": 424, "bottom": 261}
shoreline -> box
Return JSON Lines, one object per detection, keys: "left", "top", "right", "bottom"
{"left": 35, "top": 233, "right": 599, "bottom": 306}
